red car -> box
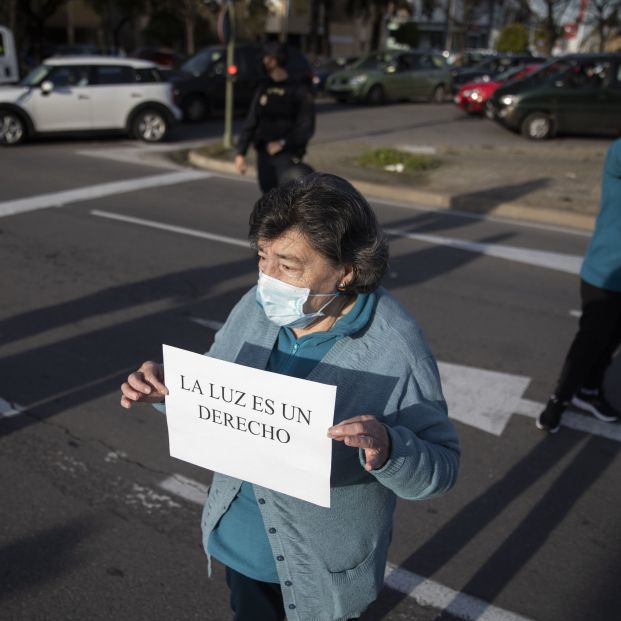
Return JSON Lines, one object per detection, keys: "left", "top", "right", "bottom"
{"left": 454, "top": 63, "right": 543, "bottom": 115}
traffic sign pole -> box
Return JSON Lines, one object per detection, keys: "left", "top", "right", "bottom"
{"left": 222, "top": 2, "right": 236, "bottom": 150}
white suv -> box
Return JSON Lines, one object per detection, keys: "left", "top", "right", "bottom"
{"left": 0, "top": 56, "right": 182, "bottom": 145}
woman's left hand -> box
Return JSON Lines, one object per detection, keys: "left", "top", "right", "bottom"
{"left": 328, "top": 415, "right": 391, "bottom": 472}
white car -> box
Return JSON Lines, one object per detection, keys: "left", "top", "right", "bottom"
{"left": 0, "top": 56, "right": 182, "bottom": 145}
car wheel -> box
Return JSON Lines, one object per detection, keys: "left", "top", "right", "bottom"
{"left": 183, "top": 94, "right": 210, "bottom": 122}
{"left": 521, "top": 112, "right": 554, "bottom": 140}
{"left": 430, "top": 84, "right": 446, "bottom": 103}
{"left": 366, "top": 84, "right": 385, "bottom": 106}
{"left": 0, "top": 111, "right": 26, "bottom": 146}
{"left": 132, "top": 109, "right": 168, "bottom": 143}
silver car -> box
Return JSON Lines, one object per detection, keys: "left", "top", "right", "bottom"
{"left": 0, "top": 56, "right": 182, "bottom": 145}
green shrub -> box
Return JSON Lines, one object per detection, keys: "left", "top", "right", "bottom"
{"left": 496, "top": 23, "right": 530, "bottom": 53}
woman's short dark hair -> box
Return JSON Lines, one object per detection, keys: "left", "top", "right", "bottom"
{"left": 249, "top": 173, "right": 389, "bottom": 294}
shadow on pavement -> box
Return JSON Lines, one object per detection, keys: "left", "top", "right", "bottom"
{"left": 0, "top": 256, "right": 253, "bottom": 348}
{"left": 366, "top": 431, "right": 618, "bottom": 620}
{"left": 451, "top": 178, "right": 551, "bottom": 213}
{"left": 0, "top": 255, "right": 257, "bottom": 438}
{"left": 386, "top": 230, "right": 516, "bottom": 290}
{"left": 0, "top": 518, "right": 95, "bottom": 599}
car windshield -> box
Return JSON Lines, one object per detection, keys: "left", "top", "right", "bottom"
{"left": 180, "top": 49, "right": 224, "bottom": 75}
{"left": 528, "top": 59, "right": 572, "bottom": 83}
{"left": 472, "top": 56, "right": 498, "bottom": 72}
{"left": 352, "top": 53, "right": 396, "bottom": 71}
{"left": 19, "top": 64, "right": 51, "bottom": 86}
{"left": 495, "top": 65, "right": 528, "bottom": 81}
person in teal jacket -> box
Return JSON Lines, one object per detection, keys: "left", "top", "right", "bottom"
{"left": 537, "top": 138, "right": 621, "bottom": 433}
{"left": 121, "top": 173, "right": 460, "bottom": 620}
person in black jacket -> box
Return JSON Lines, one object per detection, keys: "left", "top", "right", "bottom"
{"left": 234, "top": 42, "right": 315, "bottom": 193}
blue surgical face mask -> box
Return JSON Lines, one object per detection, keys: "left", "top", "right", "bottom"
{"left": 256, "top": 271, "right": 340, "bottom": 328}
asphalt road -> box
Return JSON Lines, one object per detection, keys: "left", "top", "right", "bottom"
{"left": 0, "top": 118, "right": 619, "bottom": 621}
{"left": 170, "top": 98, "right": 613, "bottom": 149}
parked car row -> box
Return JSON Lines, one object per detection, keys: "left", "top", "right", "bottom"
{"left": 450, "top": 53, "right": 546, "bottom": 93}
{"left": 455, "top": 53, "right": 621, "bottom": 140}
{"left": 454, "top": 63, "right": 545, "bottom": 115}
{"left": 325, "top": 50, "right": 452, "bottom": 104}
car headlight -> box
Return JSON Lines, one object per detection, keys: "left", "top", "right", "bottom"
{"left": 500, "top": 95, "right": 517, "bottom": 106}
{"left": 349, "top": 74, "right": 368, "bottom": 86}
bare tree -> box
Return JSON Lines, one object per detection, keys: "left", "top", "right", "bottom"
{"left": 584, "top": 0, "right": 621, "bottom": 51}
{"left": 18, "top": 0, "right": 69, "bottom": 59}
{"left": 346, "top": 0, "right": 395, "bottom": 51}
{"left": 85, "top": 0, "right": 149, "bottom": 51}
{"left": 178, "top": 0, "right": 199, "bottom": 55}
{"left": 537, "top": 0, "right": 573, "bottom": 55}
{"left": 307, "top": 0, "right": 333, "bottom": 57}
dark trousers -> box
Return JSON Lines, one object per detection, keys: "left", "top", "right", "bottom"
{"left": 256, "top": 150, "right": 296, "bottom": 194}
{"left": 226, "top": 567, "right": 285, "bottom": 621}
{"left": 225, "top": 566, "right": 359, "bottom": 620}
{"left": 555, "top": 279, "right": 621, "bottom": 401}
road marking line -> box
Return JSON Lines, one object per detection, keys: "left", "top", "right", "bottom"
{"left": 384, "top": 564, "right": 533, "bottom": 621}
{"left": 90, "top": 210, "right": 581, "bottom": 275}
{"left": 438, "top": 362, "right": 530, "bottom": 436}
{"left": 159, "top": 473, "right": 532, "bottom": 621}
{"left": 0, "top": 398, "right": 24, "bottom": 418}
{"left": 0, "top": 170, "right": 213, "bottom": 218}
{"left": 385, "top": 227, "right": 582, "bottom": 274}
{"left": 90, "top": 210, "right": 250, "bottom": 248}
{"left": 159, "top": 475, "right": 210, "bottom": 505}
{"left": 189, "top": 317, "right": 226, "bottom": 331}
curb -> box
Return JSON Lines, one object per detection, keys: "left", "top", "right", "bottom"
{"left": 188, "top": 151, "right": 596, "bottom": 232}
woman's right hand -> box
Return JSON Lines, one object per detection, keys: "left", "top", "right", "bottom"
{"left": 120, "top": 361, "right": 168, "bottom": 409}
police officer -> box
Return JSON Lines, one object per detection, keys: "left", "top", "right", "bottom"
{"left": 234, "top": 42, "right": 315, "bottom": 193}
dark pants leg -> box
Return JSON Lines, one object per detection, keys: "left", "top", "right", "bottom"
{"left": 225, "top": 566, "right": 285, "bottom": 621}
{"left": 256, "top": 151, "right": 295, "bottom": 194}
{"left": 554, "top": 279, "right": 621, "bottom": 400}
{"left": 224, "top": 566, "right": 360, "bottom": 620}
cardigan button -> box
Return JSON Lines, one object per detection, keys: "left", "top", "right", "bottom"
{"left": 284, "top": 580, "right": 292, "bottom": 586}
{"left": 276, "top": 555, "right": 284, "bottom": 561}
{"left": 258, "top": 498, "right": 266, "bottom": 504}
{"left": 268, "top": 528, "right": 276, "bottom": 534}
{"left": 288, "top": 604, "right": 296, "bottom": 610}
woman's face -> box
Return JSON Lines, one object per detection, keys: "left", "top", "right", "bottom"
{"left": 257, "top": 228, "right": 352, "bottom": 312}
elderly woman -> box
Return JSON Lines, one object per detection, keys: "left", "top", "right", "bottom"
{"left": 121, "top": 173, "right": 459, "bottom": 621}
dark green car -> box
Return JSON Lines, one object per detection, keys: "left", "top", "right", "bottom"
{"left": 489, "top": 53, "right": 621, "bottom": 139}
{"left": 326, "top": 51, "right": 451, "bottom": 105}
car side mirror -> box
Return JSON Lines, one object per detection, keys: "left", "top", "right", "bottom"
{"left": 40, "top": 80, "right": 54, "bottom": 95}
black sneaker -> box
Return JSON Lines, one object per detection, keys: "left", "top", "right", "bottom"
{"left": 536, "top": 396, "right": 566, "bottom": 433}
{"left": 570, "top": 390, "right": 620, "bottom": 422}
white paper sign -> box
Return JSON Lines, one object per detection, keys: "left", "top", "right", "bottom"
{"left": 162, "top": 344, "right": 336, "bottom": 507}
